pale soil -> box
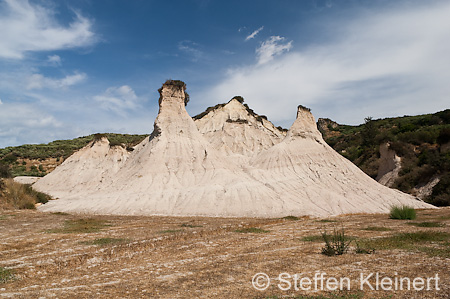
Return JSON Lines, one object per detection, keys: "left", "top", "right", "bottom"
{"left": 1, "top": 208, "right": 449, "bottom": 298}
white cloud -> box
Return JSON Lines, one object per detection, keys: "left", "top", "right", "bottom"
{"left": 245, "top": 26, "right": 264, "bottom": 41}
{"left": 94, "top": 85, "right": 142, "bottom": 114}
{"left": 0, "top": 0, "right": 96, "bottom": 59}
{"left": 0, "top": 102, "right": 63, "bottom": 147}
{"left": 0, "top": 98, "right": 3, "bottom": 105}
{"left": 256, "top": 36, "right": 293, "bottom": 65}
{"left": 178, "top": 40, "right": 204, "bottom": 62}
{"left": 200, "top": 1, "right": 450, "bottom": 126}
{"left": 47, "top": 54, "right": 61, "bottom": 66}
{"left": 26, "top": 72, "right": 87, "bottom": 90}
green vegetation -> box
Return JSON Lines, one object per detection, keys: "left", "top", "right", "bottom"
{"left": 0, "top": 133, "right": 147, "bottom": 177}
{"left": 47, "top": 218, "right": 111, "bottom": 234}
{"left": 282, "top": 215, "right": 300, "bottom": 221}
{"left": 180, "top": 223, "right": 203, "bottom": 228}
{"left": 319, "top": 109, "right": 450, "bottom": 206}
{"left": 0, "top": 179, "right": 51, "bottom": 209}
{"left": 406, "top": 221, "right": 444, "bottom": 227}
{"left": 357, "top": 231, "right": 450, "bottom": 251}
{"left": 0, "top": 267, "right": 14, "bottom": 283}
{"left": 231, "top": 95, "right": 244, "bottom": 103}
{"left": 234, "top": 227, "right": 269, "bottom": 233}
{"left": 81, "top": 237, "right": 129, "bottom": 246}
{"left": 363, "top": 226, "right": 392, "bottom": 231}
{"left": 389, "top": 205, "right": 416, "bottom": 220}
{"left": 317, "top": 219, "right": 337, "bottom": 223}
{"left": 321, "top": 228, "right": 352, "bottom": 256}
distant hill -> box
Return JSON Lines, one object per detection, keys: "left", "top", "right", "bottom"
{"left": 318, "top": 109, "right": 450, "bottom": 206}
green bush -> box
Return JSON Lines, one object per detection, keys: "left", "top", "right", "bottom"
{"left": 0, "top": 267, "right": 14, "bottom": 283}
{"left": 321, "top": 228, "right": 352, "bottom": 256}
{"left": 0, "top": 163, "right": 11, "bottom": 178}
{"left": 389, "top": 205, "right": 416, "bottom": 220}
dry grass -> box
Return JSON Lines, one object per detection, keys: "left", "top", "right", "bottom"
{"left": 0, "top": 208, "right": 449, "bottom": 298}
{"left": 0, "top": 179, "right": 36, "bottom": 209}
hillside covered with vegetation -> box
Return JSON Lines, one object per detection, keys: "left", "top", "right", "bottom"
{"left": 319, "top": 109, "right": 450, "bottom": 206}
{"left": 0, "top": 133, "right": 147, "bottom": 177}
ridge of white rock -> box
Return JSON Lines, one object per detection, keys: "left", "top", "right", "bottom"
{"left": 33, "top": 137, "right": 130, "bottom": 199}
{"left": 36, "top": 81, "right": 435, "bottom": 217}
{"left": 194, "top": 98, "right": 286, "bottom": 157}
{"left": 377, "top": 142, "right": 402, "bottom": 187}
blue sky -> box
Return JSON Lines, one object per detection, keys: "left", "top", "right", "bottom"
{"left": 0, "top": 0, "right": 449, "bottom": 147}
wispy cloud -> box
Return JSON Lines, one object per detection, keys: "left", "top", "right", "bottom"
{"left": 26, "top": 72, "right": 87, "bottom": 90}
{"left": 245, "top": 26, "right": 264, "bottom": 41}
{"left": 94, "top": 85, "right": 143, "bottom": 115}
{"left": 0, "top": 0, "right": 96, "bottom": 59}
{"left": 200, "top": 1, "right": 450, "bottom": 126}
{"left": 256, "top": 36, "right": 292, "bottom": 64}
{"left": 47, "top": 55, "right": 61, "bottom": 66}
{"left": 178, "top": 40, "right": 204, "bottom": 62}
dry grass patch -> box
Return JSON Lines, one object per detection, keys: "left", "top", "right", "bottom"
{"left": 362, "top": 226, "right": 392, "bottom": 231}
{"left": 235, "top": 227, "right": 269, "bottom": 233}
{"left": 80, "top": 237, "right": 129, "bottom": 246}
{"left": 47, "top": 218, "right": 111, "bottom": 233}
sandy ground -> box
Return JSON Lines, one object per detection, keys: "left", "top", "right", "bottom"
{"left": 1, "top": 208, "right": 449, "bottom": 298}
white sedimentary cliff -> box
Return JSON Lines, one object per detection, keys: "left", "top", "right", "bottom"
{"left": 35, "top": 81, "right": 434, "bottom": 217}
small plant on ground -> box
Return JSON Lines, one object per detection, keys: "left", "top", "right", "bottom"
{"left": 81, "top": 237, "right": 129, "bottom": 246}
{"left": 321, "top": 228, "right": 352, "bottom": 256}
{"left": 389, "top": 205, "right": 416, "bottom": 220}
{"left": 47, "top": 218, "right": 110, "bottom": 233}
{"left": 363, "top": 226, "right": 392, "bottom": 231}
{"left": 318, "top": 219, "right": 338, "bottom": 223}
{"left": 355, "top": 241, "right": 375, "bottom": 254}
{"left": 235, "top": 227, "right": 269, "bottom": 233}
{"left": 180, "top": 223, "right": 203, "bottom": 228}
{"left": 0, "top": 267, "right": 14, "bottom": 283}
{"left": 282, "top": 216, "right": 300, "bottom": 221}
{"left": 407, "top": 221, "right": 444, "bottom": 227}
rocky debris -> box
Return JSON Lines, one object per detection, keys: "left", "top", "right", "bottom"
{"left": 376, "top": 142, "right": 402, "bottom": 187}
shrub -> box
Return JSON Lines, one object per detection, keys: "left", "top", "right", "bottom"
{"left": 389, "top": 205, "right": 416, "bottom": 220}
{"left": 437, "top": 127, "right": 450, "bottom": 145}
{"left": 321, "top": 228, "right": 352, "bottom": 256}
{"left": 0, "top": 267, "right": 14, "bottom": 283}
{"left": 0, "top": 163, "right": 11, "bottom": 178}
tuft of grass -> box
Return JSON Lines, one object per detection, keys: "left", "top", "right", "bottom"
{"left": 47, "top": 218, "right": 110, "bottom": 233}
{"left": 234, "top": 227, "right": 269, "bottom": 234}
{"left": 180, "top": 223, "right": 203, "bottom": 228}
{"left": 81, "top": 237, "right": 129, "bottom": 246}
{"left": 355, "top": 241, "right": 376, "bottom": 254}
{"left": 357, "top": 231, "right": 450, "bottom": 251}
{"left": 389, "top": 205, "right": 416, "bottom": 220}
{"left": 301, "top": 235, "right": 325, "bottom": 242}
{"left": 321, "top": 228, "right": 352, "bottom": 256}
{"left": 51, "top": 212, "right": 70, "bottom": 216}
{"left": 317, "top": 219, "right": 338, "bottom": 223}
{"left": 407, "top": 221, "right": 444, "bottom": 227}
{"left": 0, "top": 267, "right": 14, "bottom": 283}
{"left": 282, "top": 216, "right": 300, "bottom": 221}
{"left": 363, "top": 226, "right": 392, "bottom": 231}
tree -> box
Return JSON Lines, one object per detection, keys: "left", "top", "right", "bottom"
{"left": 362, "top": 117, "right": 377, "bottom": 147}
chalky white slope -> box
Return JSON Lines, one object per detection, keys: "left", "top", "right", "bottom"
{"left": 194, "top": 98, "right": 286, "bottom": 158}
{"left": 38, "top": 83, "right": 283, "bottom": 216}
{"left": 33, "top": 137, "right": 130, "bottom": 199}
{"left": 37, "top": 82, "right": 434, "bottom": 217}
